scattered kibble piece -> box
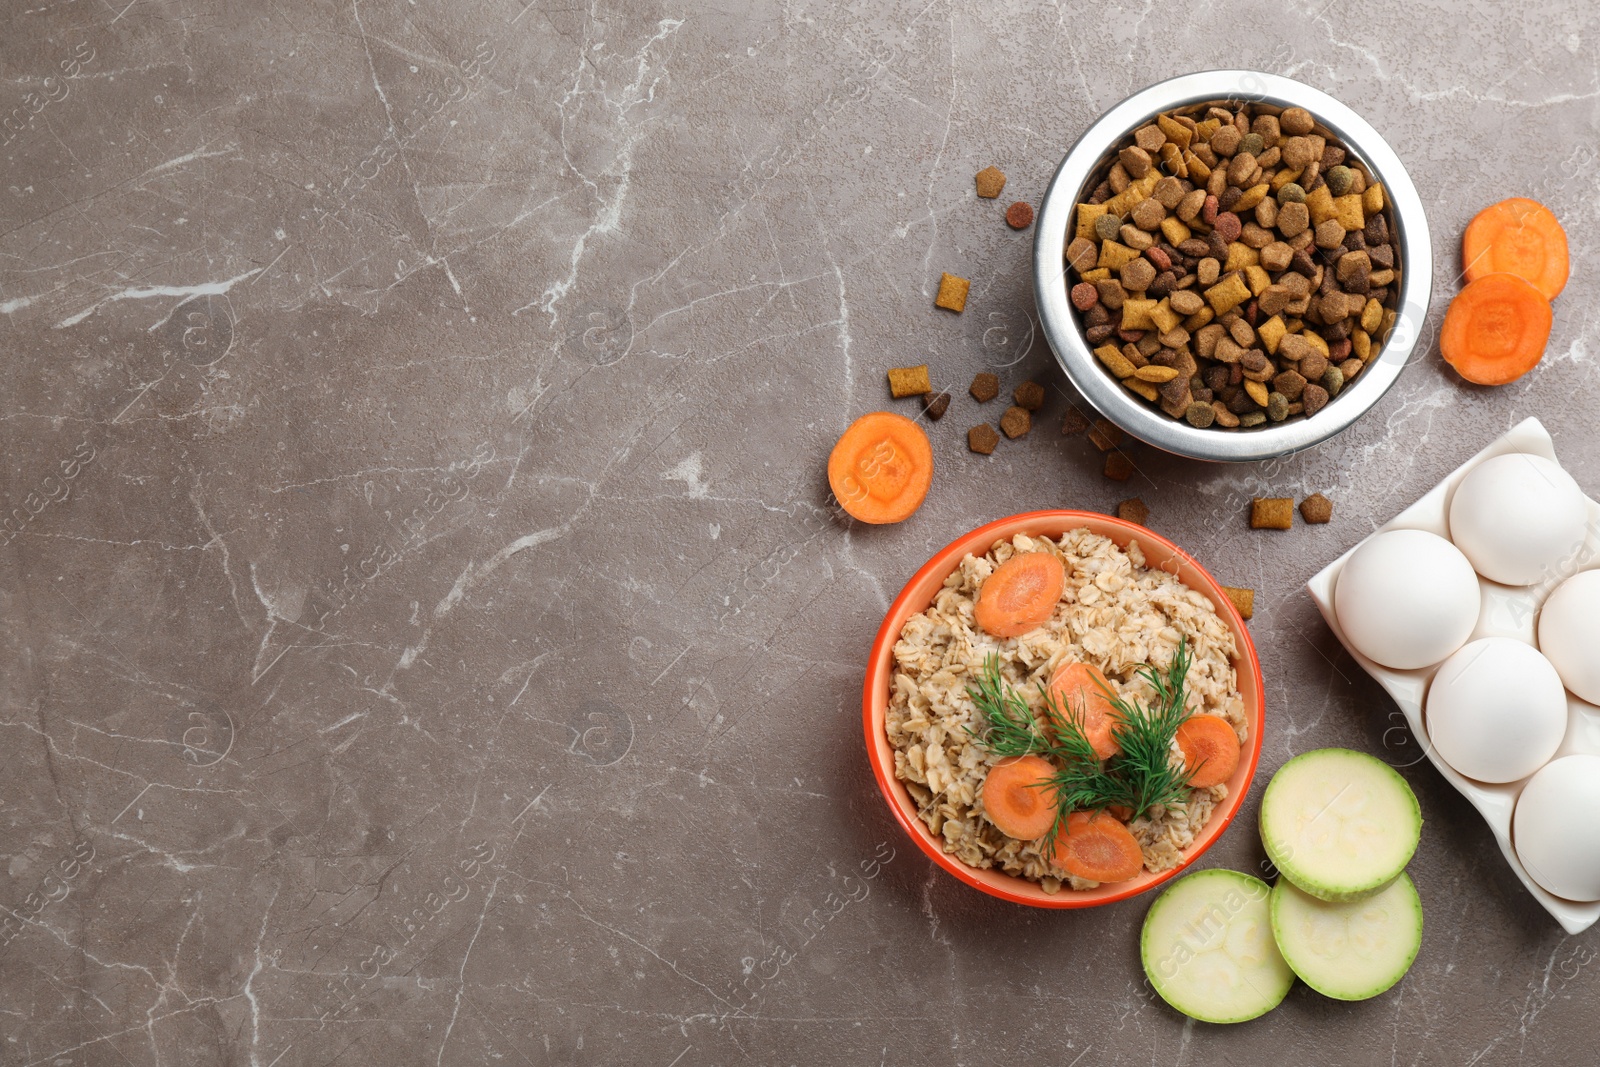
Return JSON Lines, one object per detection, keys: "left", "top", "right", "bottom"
{"left": 1000, "top": 405, "right": 1032, "bottom": 439}
{"left": 969, "top": 372, "right": 1000, "bottom": 403}
{"left": 1066, "top": 237, "right": 1098, "bottom": 272}
{"left": 1280, "top": 107, "right": 1313, "bottom": 135}
{"left": 1123, "top": 378, "right": 1160, "bottom": 402}
{"left": 922, "top": 391, "right": 950, "bottom": 421}
{"left": 968, "top": 424, "right": 999, "bottom": 454}
{"left": 975, "top": 166, "right": 1006, "bottom": 199}
{"left": 1013, "top": 381, "right": 1046, "bottom": 411}
{"left": 1221, "top": 585, "right": 1255, "bottom": 620}
{"left": 1093, "top": 343, "right": 1138, "bottom": 379}
{"left": 1061, "top": 408, "right": 1089, "bottom": 435}
{"left": 935, "top": 272, "right": 971, "bottom": 313}
{"left": 1116, "top": 497, "right": 1150, "bottom": 525}
{"left": 1104, "top": 451, "right": 1135, "bottom": 481}
{"left": 1088, "top": 418, "right": 1124, "bottom": 451}
{"left": 1244, "top": 379, "right": 1270, "bottom": 409}
{"left": 1184, "top": 401, "right": 1215, "bottom": 428}
{"left": 887, "top": 364, "right": 932, "bottom": 398}
{"left": 1006, "top": 201, "right": 1034, "bottom": 229}
{"left": 1300, "top": 492, "right": 1333, "bottom": 524}
{"left": 1169, "top": 289, "right": 1204, "bottom": 316}
{"left": 1250, "top": 498, "right": 1294, "bottom": 530}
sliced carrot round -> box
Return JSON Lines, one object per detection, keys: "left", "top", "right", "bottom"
{"left": 981, "top": 755, "right": 1059, "bottom": 841}
{"left": 973, "top": 552, "right": 1065, "bottom": 637}
{"left": 1462, "top": 197, "right": 1569, "bottom": 300}
{"left": 1175, "top": 714, "right": 1241, "bottom": 788}
{"left": 826, "top": 412, "right": 933, "bottom": 524}
{"left": 1046, "top": 661, "right": 1122, "bottom": 760}
{"left": 1439, "top": 272, "right": 1553, "bottom": 386}
{"left": 1050, "top": 809, "right": 1145, "bottom": 883}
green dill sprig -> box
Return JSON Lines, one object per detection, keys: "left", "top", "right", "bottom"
{"left": 966, "top": 640, "right": 1198, "bottom": 839}
{"left": 1035, "top": 682, "right": 1133, "bottom": 812}
{"left": 964, "top": 654, "right": 1046, "bottom": 757}
{"left": 1099, "top": 639, "right": 1197, "bottom": 819}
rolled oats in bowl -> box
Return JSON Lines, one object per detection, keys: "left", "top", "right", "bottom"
{"left": 886, "top": 528, "right": 1248, "bottom": 892}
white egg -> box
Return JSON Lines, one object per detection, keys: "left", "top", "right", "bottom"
{"left": 1448, "top": 453, "right": 1588, "bottom": 586}
{"left": 1425, "top": 638, "right": 1568, "bottom": 783}
{"left": 1514, "top": 754, "right": 1600, "bottom": 901}
{"left": 1538, "top": 570, "right": 1600, "bottom": 704}
{"left": 1334, "top": 529, "right": 1481, "bottom": 670}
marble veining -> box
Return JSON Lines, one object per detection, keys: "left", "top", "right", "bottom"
{"left": 3, "top": 1, "right": 1600, "bottom": 1063}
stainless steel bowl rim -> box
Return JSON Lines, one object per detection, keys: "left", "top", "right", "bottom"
{"left": 1032, "top": 70, "right": 1433, "bottom": 462}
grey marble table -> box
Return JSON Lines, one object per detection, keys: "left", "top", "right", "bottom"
{"left": 3, "top": 1, "right": 1599, "bottom": 1063}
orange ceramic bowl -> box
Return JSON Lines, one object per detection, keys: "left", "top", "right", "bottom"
{"left": 862, "top": 510, "right": 1266, "bottom": 908}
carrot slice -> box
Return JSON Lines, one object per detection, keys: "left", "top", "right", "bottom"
{"left": 826, "top": 412, "right": 933, "bottom": 524}
{"left": 973, "top": 553, "right": 1065, "bottom": 637}
{"left": 1051, "top": 810, "right": 1145, "bottom": 883}
{"left": 1175, "top": 714, "right": 1241, "bottom": 788}
{"left": 981, "top": 755, "right": 1059, "bottom": 841}
{"left": 1046, "top": 661, "right": 1122, "bottom": 760}
{"left": 1439, "top": 272, "right": 1553, "bottom": 386}
{"left": 1462, "top": 198, "right": 1569, "bottom": 300}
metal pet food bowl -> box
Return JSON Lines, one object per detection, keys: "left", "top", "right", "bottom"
{"left": 1033, "top": 70, "right": 1432, "bottom": 463}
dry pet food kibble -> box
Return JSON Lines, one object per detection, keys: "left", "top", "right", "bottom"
{"left": 1088, "top": 418, "right": 1124, "bottom": 451}
{"left": 935, "top": 272, "right": 971, "bottom": 313}
{"left": 1000, "top": 405, "right": 1032, "bottom": 439}
{"left": 922, "top": 391, "right": 951, "bottom": 420}
{"left": 1221, "top": 586, "right": 1255, "bottom": 620}
{"left": 969, "top": 372, "right": 1000, "bottom": 402}
{"left": 1104, "top": 451, "right": 1135, "bottom": 481}
{"left": 1006, "top": 201, "right": 1034, "bottom": 229}
{"left": 975, "top": 166, "right": 1006, "bottom": 199}
{"left": 1062, "top": 99, "right": 1402, "bottom": 431}
{"left": 1116, "top": 497, "right": 1151, "bottom": 525}
{"left": 1013, "top": 381, "right": 1046, "bottom": 410}
{"left": 1250, "top": 497, "right": 1295, "bottom": 530}
{"left": 968, "top": 424, "right": 999, "bottom": 454}
{"left": 887, "top": 364, "right": 932, "bottom": 398}
{"left": 1061, "top": 407, "right": 1090, "bottom": 435}
{"left": 1300, "top": 492, "right": 1333, "bottom": 524}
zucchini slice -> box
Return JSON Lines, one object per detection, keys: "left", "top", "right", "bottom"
{"left": 1140, "top": 868, "right": 1295, "bottom": 1023}
{"left": 1271, "top": 873, "right": 1422, "bottom": 1000}
{"left": 1259, "top": 748, "right": 1420, "bottom": 901}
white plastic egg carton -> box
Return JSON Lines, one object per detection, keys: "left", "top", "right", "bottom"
{"left": 1306, "top": 417, "right": 1600, "bottom": 934}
